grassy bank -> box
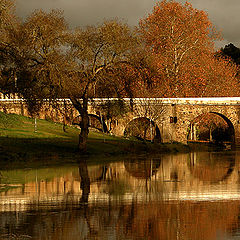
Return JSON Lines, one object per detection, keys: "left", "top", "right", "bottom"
{"left": 0, "top": 112, "right": 189, "bottom": 167}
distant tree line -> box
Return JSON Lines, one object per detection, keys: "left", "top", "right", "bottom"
{"left": 0, "top": 0, "right": 239, "bottom": 151}
{"left": 219, "top": 43, "right": 240, "bottom": 65}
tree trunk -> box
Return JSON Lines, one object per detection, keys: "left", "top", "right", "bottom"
{"left": 79, "top": 98, "right": 89, "bottom": 153}
{"left": 63, "top": 115, "right": 67, "bottom": 132}
{"left": 79, "top": 114, "right": 89, "bottom": 152}
{"left": 70, "top": 97, "right": 89, "bottom": 153}
{"left": 209, "top": 126, "right": 213, "bottom": 142}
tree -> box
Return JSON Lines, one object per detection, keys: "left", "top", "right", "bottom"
{"left": 0, "top": 9, "right": 71, "bottom": 124}
{"left": 138, "top": 0, "right": 239, "bottom": 97}
{"left": 14, "top": 11, "right": 138, "bottom": 152}
{"left": 219, "top": 43, "right": 240, "bottom": 65}
{"left": 0, "top": 0, "right": 20, "bottom": 95}
{"left": 197, "top": 55, "right": 239, "bottom": 97}
{"left": 62, "top": 20, "right": 138, "bottom": 152}
{"left": 0, "top": 0, "right": 18, "bottom": 45}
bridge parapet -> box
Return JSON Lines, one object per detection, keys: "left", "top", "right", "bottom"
{"left": 1, "top": 97, "right": 240, "bottom": 105}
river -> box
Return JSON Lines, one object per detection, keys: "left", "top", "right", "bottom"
{"left": 0, "top": 151, "right": 240, "bottom": 239}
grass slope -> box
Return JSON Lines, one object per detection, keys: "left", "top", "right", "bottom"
{"left": 0, "top": 112, "right": 189, "bottom": 167}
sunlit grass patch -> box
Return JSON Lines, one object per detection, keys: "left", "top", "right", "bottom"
{"left": 0, "top": 111, "right": 190, "bottom": 168}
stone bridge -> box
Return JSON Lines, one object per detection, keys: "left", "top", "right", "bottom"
{"left": 1, "top": 96, "right": 240, "bottom": 145}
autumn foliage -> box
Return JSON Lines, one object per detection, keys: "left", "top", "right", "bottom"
{"left": 139, "top": 0, "right": 240, "bottom": 97}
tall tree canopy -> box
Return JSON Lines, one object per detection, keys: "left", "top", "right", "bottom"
{"left": 12, "top": 10, "right": 138, "bottom": 152}
{"left": 64, "top": 20, "right": 138, "bottom": 151}
{"left": 17, "top": 9, "right": 69, "bottom": 105}
{"left": 0, "top": 0, "right": 20, "bottom": 94}
{"left": 65, "top": 19, "right": 138, "bottom": 100}
{"left": 139, "top": 0, "right": 239, "bottom": 97}
{"left": 0, "top": 0, "right": 18, "bottom": 42}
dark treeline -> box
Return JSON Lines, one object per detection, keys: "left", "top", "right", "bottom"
{"left": 220, "top": 43, "right": 240, "bottom": 65}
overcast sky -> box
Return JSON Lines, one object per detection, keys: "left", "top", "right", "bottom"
{"left": 15, "top": 0, "right": 240, "bottom": 49}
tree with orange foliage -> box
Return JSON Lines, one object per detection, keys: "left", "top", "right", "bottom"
{"left": 198, "top": 55, "right": 239, "bottom": 97}
{"left": 139, "top": 0, "right": 240, "bottom": 97}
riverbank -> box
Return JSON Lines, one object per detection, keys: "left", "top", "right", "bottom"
{"left": 0, "top": 112, "right": 190, "bottom": 167}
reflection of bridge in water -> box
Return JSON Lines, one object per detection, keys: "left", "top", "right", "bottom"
{"left": 0, "top": 152, "right": 240, "bottom": 212}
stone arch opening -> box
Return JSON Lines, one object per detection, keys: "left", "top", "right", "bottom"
{"left": 124, "top": 117, "right": 161, "bottom": 142}
{"left": 87, "top": 165, "right": 108, "bottom": 182}
{"left": 124, "top": 157, "right": 161, "bottom": 179}
{"left": 187, "top": 112, "right": 235, "bottom": 144}
{"left": 72, "top": 114, "right": 108, "bottom": 133}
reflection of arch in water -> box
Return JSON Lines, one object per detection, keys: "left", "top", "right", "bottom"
{"left": 188, "top": 112, "right": 235, "bottom": 144}
{"left": 124, "top": 117, "right": 161, "bottom": 142}
{"left": 124, "top": 157, "right": 161, "bottom": 179}
{"left": 72, "top": 114, "right": 108, "bottom": 133}
{"left": 188, "top": 152, "right": 236, "bottom": 183}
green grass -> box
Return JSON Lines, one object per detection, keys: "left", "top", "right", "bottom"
{"left": 0, "top": 111, "right": 190, "bottom": 168}
{"left": 0, "top": 112, "right": 132, "bottom": 166}
{"left": 0, "top": 111, "right": 79, "bottom": 139}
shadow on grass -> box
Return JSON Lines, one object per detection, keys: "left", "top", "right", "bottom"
{"left": 0, "top": 136, "right": 81, "bottom": 168}
{"left": 0, "top": 135, "right": 190, "bottom": 170}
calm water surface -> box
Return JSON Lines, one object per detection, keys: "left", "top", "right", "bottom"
{"left": 1, "top": 151, "right": 240, "bottom": 240}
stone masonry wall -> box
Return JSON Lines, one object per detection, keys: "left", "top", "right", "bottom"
{"left": 1, "top": 98, "right": 240, "bottom": 144}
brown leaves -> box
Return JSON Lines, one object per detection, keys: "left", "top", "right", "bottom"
{"left": 138, "top": 0, "right": 237, "bottom": 97}
{"left": 67, "top": 19, "right": 138, "bottom": 98}
{"left": 0, "top": 0, "right": 18, "bottom": 41}
{"left": 22, "top": 10, "right": 68, "bottom": 56}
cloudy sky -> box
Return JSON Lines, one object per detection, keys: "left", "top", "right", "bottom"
{"left": 15, "top": 0, "right": 240, "bottom": 49}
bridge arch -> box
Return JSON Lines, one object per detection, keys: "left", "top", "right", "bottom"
{"left": 187, "top": 111, "right": 235, "bottom": 144}
{"left": 124, "top": 117, "right": 161, "bottom": 142}
{"left": 124, "top": 157, "right": 161, "bottom": 179}
{"left": 210, "top": 112, "right": 235, "bottom": 143}
{"left": 72, "top": 114, "right": 108, "bottom": 133}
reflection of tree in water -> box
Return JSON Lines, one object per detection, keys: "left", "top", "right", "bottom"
{"left": 1, "top": 154, "right": 240, "bottom": 239}
{"left": 188, "top": 152, "right": 235, "bottom": 183}
{"left": 78, "top": 159, "right": 102, "bottom": 237}
{"left": 78, "top": 159, "right": 90, "bottom": 203}
{"left": 116, "top": 201, "right": 240, "bottom": 240}
{"left": 1, "top": 199, "right": 240, "bottom": 240}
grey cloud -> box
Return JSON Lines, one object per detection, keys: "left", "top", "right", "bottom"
{"left": 16, "top": 0, "right": 240, "bottom": 48}
{"left": 182, "top": 0, "right": 240, "bottom": 48}
{"left": 16, "top": 0, "right": 157, "bottom": 26}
